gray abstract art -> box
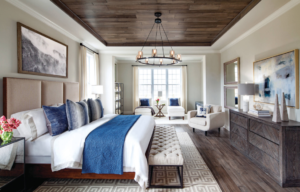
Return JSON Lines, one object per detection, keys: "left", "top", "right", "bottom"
{"left": 21, "top": 26, "right": 67, "bottom": 77}
{"left": 254, "top": 50, "right": 298, "bottom": 107}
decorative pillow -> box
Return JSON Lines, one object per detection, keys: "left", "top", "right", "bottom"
{"left": 11, "top": 108, "right": 48, "bottom": 141}
{"left": 87, "top": 98, "right": 104, "bottom": 122}
{"left": 65, "top": 100, "right": 89, "bottom": 131}
{"left": 140, "top": 98, "right": 150, "bottom": 106}
{"left": 169, "top": 98, "right": 179, "bottom": 106}
{"left": 43, "top": 105, "right": 68, "bottom": 136}
{"left": 196, "top": 105, "right": 208, "bottom": 118}
{"left": 204, "top": 104, "right": 211, "bottom": 114}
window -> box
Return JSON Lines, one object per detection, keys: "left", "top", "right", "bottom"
{"left": 138, "top": 68, "right": 181, "bottom": 103}
{"left": 86, "top": 51, "right": 95, "bottom": 98}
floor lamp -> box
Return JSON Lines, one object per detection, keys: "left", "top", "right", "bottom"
{"left": 238, "top": 83, "right": 254, "bottom": 112}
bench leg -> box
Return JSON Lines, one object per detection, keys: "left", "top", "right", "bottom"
{"left": 193, "top": 128, "right": 195, "bottom": 132}
{"left": 182, "top": 117, "right": 184, "bottom": 120}
{"left": 218, "top": 128, "right": 220, "bottom": 132}
{"left": 205, "top": 131, "right": 207, "bottom": 136}
{"left": 169, "top": 117, "right": 171, "bottom": 120}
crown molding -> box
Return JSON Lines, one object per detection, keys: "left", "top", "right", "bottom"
{"left": 6, "top": 0, "right": 99, "bottom": 52}
{"left": 220, "top": 0, "right": 300, "bottom": 53}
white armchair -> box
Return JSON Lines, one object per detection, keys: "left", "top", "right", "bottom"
{"left": 188, "top": 104, "right": 225, "bottom": 136}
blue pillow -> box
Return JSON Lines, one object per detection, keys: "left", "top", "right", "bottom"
{"left": 169, "top": 98, "right": 179, "bottom": 106}
{"left": 140, "top": 98, "right": 150, "bottom": 106}
{"left": 87, "top": 98, "right": 104, "bottom": 122}
{"left": 66, "top": 100, "right": 90, "bottom": 131}
{"left": 43, "top": 105, "right": 68, "bottom": 136}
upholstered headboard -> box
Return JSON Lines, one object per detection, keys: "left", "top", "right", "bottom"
{"left": 3, "top": 77, "right": 79, "bottom": 118}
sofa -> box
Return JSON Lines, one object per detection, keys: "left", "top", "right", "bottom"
{"left": 188, "top": 104, "right": 225, "bottom": 136}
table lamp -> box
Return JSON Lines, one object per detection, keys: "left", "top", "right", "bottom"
{"left": 238, "top": 83, "right": 254, "bottom": 112}
{"left": 92, "top": 85, "right": 103, "bottom": 98}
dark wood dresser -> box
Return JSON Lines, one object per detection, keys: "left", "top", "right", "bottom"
{"left": 230, "top": 109, "right": 300, "bottom": 187}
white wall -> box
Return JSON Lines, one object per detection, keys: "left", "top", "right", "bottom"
{"left": 221, "top": 4, "right": 300, "bottom": 129}
{"left": 0, "top": 1, "right": 80, "bottom": 116}
{"left": 99, "top": 54, "right": 115, "bottom": 114}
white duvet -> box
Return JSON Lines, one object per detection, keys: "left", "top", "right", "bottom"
{"left": 51, "top": 114, "right": 155, "bottom": 188}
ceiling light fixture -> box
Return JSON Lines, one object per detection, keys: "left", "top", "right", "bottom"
{"left": 136, "top": 12, "right": 182, "bottom": 66}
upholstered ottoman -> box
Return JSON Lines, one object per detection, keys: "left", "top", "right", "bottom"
{"left": 148, "top": 126, "right": 184, "bottom": 188}
{"left": 168, "top": 106, "right": 185, "bottom": 120}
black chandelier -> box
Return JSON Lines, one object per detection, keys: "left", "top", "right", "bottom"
{"left": 136, "top": 12, "right": 182, "bottom": 66}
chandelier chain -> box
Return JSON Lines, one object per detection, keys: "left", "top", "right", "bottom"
{"left": 159, "top": 24, "right": 165, "bottom": 57}
{"left": 161, "top": 23, "right": 173, "bottom": 51}
{"left": 141, "top": 22, "right": 155, "bottom": 51}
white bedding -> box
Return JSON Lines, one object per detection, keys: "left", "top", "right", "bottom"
{"left": 51, "top": 114, "right": 155, "bottom": 189}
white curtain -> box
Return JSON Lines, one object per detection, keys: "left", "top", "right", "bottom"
{"left": 79, "top": 46, "right": 87, "bottom": 100}
{"left": 181, "top": 66, "right": 187, "bottom": 113}
{"left": 133, "top": 66, "right": 140, "bottom": 110}
{"left": 94, "top": 53, "right": 100, "bottom": 85}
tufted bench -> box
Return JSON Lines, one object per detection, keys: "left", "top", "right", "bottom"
{"left": 148, "top": 126, "right": 184, "bottom": 188}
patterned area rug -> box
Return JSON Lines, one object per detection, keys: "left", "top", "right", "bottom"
{"left": 34, "top": 130, "right": 222, "bottom": 192}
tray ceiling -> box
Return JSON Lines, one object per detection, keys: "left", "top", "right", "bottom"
{"left": 51, "top": 0, "right": 261, "bottom": 47}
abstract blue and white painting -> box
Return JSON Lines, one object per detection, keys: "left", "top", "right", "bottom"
{"left": 254, "top": 50, "right": 297, "bottom": 107}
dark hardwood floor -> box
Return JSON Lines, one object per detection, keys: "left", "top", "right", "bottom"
{"left": 164, "top": 124, "right": 300, "bottom": 192}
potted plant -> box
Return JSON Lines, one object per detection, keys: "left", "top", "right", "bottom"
{"left": 156, "top": 98, "right": 160, "bottom": 105}
{"left": 0, "top": 116, "right": 21, "bottom": 144}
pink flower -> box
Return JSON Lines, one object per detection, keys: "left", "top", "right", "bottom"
{"left": 0, "top": 130, "right": 3, "bottom": 135}
{"left": 0, "top": 116, "right": 6, "bottom": 124}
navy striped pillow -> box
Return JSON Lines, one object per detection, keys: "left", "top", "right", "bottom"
{"left": 65, "top": 100, "right": 89, "bottom": 131}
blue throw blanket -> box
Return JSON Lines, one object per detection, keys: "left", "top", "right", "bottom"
{"left": 82, "top": 115, "right": 141, "bottom": 174}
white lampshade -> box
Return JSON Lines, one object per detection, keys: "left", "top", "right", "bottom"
{"left": 92, "top": 85, "right": 103, "bottom": 95}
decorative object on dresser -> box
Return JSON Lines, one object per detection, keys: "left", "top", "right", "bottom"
{"left": 92, "top": 85, "right": 103, "bottom": 98}
{"left": 188, "top": 104, "right": 225, "bottom": 136}
{"left": 253, "top": 49, "right": 299, "bottom": 109}
{"left": 0, "top": 137, "right": 25, "bottom": 191}
{"left": 272, "top": 94, "right": 281, "bottom": 123}
{"left": 280, "top": 92, "right": 289, "bottom": 121}
{"left": 17, "top": 22, "right": 68, "bottom": 78}
{"left": 253, "top": 102, "right": 263, "bottom": 110}
{"left": 248, "top": 109, "right": 271, "bottom": 117}
{"left": 238, "top": 83, "right": 254, "bottom": 112}
{"left": 224, "top": 86, "right": 240, "bottom": 110}
{"left": 230, "top": 109, "right": 300, "bottom": 187}
{"left": 115, "top": 83, "right": 124, "bottom": 115}
{"left": 224, "top": 57, "right": 240, "bottom": 85}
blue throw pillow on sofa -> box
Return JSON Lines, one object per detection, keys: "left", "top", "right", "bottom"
{"left": 169, "top": 98, "right": 179, "bottom": 106}
{"left": 43, "top": 105, "right": 68, "bottom": 136}
{"left": 140, "top": 98, "right": 150, "bottom": 106}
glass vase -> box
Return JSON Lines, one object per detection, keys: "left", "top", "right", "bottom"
{"left": 0, "top": 131, "right": 13, "bottom": 144}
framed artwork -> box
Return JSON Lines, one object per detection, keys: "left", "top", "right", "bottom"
{"left": 17, "top": 22, "right": 68, "bottom": 78}
{"left": 253, "top": 49, "right": 299, "bottom": 108}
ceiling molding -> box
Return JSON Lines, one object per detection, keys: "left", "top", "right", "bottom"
{"left": 6, "top": 0, "right": 99, "bottom": 52}
{"left": 220, "top": 0, "right": 300, "bottom": 53}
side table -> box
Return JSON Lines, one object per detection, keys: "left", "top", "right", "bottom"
{"left": 0, "top": 137, "right": 25, "bottom": 191}
{"left": 154, "top": 105, "right": 165, "bottom": 118}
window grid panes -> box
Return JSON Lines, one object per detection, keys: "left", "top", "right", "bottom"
{"left": 153, "top": 69, "right": 166, "bottom": 99}
{"left": 139, "top": 69, "right": 152, "bottom": 98}
{"left": 168, "top": 69, "right": 181, "bottom": 98}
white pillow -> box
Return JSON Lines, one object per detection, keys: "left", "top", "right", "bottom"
{"left": 11, "top": 108, "right": 48, "bottom": 141}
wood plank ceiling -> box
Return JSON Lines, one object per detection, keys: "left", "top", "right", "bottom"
{"left": 51, "top": 0, "right": 261, "bottom": 46}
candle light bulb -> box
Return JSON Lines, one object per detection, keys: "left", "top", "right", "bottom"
{"left": 160, "top": 59, "right": 163, "bottom": 64}
{"left": 145, "top": 58, "right": 149, "bottom": 63}
{"left": 152, "top": 49, "right": 157, "bottom": 57}
{"left": 138, "top": 51, "right": 143, "bottom": 58}
{"left": 170, "top": 50, "right": 175, "bottom": 58}
{"left": 177, "top": 54, "right": 181, "bottom": 60}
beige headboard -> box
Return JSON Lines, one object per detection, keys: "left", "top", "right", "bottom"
{"left": 3, "top": 77, "right": 79, "bottom": 118}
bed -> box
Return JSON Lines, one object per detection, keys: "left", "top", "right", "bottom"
{"left": 3, "top": 77, "right": 155, "bottom": 188}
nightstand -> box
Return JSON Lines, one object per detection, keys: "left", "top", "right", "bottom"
{"left": 0, "top": 137, "right": 25, "bottom": 191}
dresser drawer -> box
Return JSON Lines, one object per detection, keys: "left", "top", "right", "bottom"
{"left": 249, "top": 132, "right": 279, "bottom": 160}
{"left": 249, "top": 119, "right": 280, "bottom": 144}
{"left": 231, "top": 132, "right": 248, "bottom": 154}
{"left": 231, "top": 113, "right": 247, "bottom": 129}
{"left": 231, "top": 122, "right": 247, "bottom": 140}
{"left": 248, "top": 144, "right": 280, "bottom": 182}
